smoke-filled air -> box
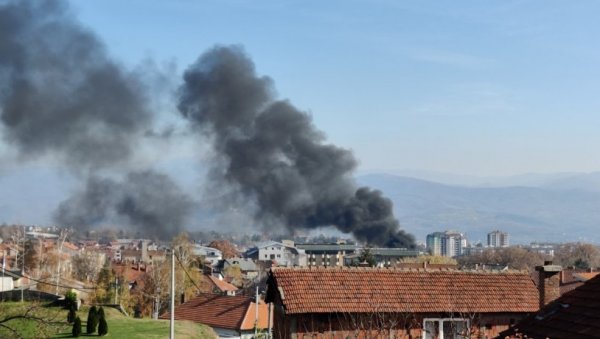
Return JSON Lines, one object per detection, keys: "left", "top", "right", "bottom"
{"left": 0, "top": 1, "right": 415, "bottom": 247}
{"left": 0, "top": 1, "right": 193, "bottom": 239}
{"left": 179, "top": 46, "right": 415, "bottom": 248}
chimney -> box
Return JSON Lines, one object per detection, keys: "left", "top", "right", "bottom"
{"left": 141, "top": 240, "right": 149, "bottom": 263}
{"left": 535, "top": 260, "right": 562, "bottom": 308}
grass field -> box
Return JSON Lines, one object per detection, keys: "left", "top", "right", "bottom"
{"left": 0, "top": 302, "right": 217, "bottom": 338}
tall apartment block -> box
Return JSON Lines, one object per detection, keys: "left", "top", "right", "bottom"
{"left": 487, "top": 230, "right": 509, "bottom": 248}
{"left": 426, "top": 230, "right": 468, "bottom": 257}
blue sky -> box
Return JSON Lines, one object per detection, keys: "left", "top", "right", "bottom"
{"left": 0, "top": 0, "right": 598, "bottom": 241}
{"left": 63, "top": 0, "right": 600, "bottom": 177}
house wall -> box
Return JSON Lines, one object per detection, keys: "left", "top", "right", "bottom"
{"left": 306, "top": 251, "right": 343, "bottom": 267}
{"left": 259, "top": 244, "right": 307, "bottom": 267}
{"left": 272, "top": 309, "right": 529, "bottom": 339}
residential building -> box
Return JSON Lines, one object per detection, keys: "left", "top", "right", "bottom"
{"left": 296, "top": 243, "right": 359, "bottom": 267}
{"left": 426, "top": 232, "right": 444, "bottom": 256}
{"left": 487, "top": 230, "right": 509, "bottom": 247}
{"left": 266, "top": 267, "right": 541, "bottom": 339}
{"left": 527, "top": 242, "right": 557, "bottom": 257}
{"left": 160, "top": 293, "right": 270, "bottom": 339}
{"left": 426, "top": 231, "right": 468, "bottom": 257}
{"left": 249, "top": 241, "right": 306, "bottom": 267}
{"left": 199, "top": 274, "right": 238, "bottom": 296}
{"left": 192, "top": 245, "right": 222, "bottom": 266}
{"left": 217, "top": 257, "right": 259, "bottom": 280}
{"left": 501, "top": 263, "right": 599, "bottom": 338}
{"left": 344, "top": 247, "right": 422, "bottom": 267}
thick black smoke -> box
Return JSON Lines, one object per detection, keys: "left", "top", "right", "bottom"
{"left": 55, "top": 171, "right": 193, "bottom": 239}
{"left": 0, "top": 1, "right": 152, "bottom": 169}
{"left": 179, "top": 46, "right": 415, "bottom": 248}
{"left": 0, "top": 1, "right": 192, "bottom": 237}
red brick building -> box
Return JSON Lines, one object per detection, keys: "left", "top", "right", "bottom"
{"left": 266, "top": 267, "right": 541, "bottom": 339}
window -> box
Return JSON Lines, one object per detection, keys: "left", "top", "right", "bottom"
{"left": 423, "top": 318, "right": 469, "bottom": 339}
{"left": 270, "top": 254, "right": 275, "bottom": 260}
{"left": 277, "top": 254, "right": 281, "bottom": 258}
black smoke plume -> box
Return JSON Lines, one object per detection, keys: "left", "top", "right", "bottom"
{"left": 0, "top": 1, "right": 192, "bottom": 237}
{"left": 55, "top": 171, "right": 193, "bottom": 239}
{"left": 0, "top": 0, "right": 151, "bottom": 169}
{"left": 179, "top": 46, "right": 415, "bottom": 248}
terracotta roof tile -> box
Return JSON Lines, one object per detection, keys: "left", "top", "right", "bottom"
{"left": 269, "top": 267, "right": 539, "bottom": 314}
{"left": 160, "top": 293, "right": 268, "bottom": 331}
{"left": 503, "top": 274, "right": 600, "bottom": 338}
{"left": 207, "top": 275, "right": 239, "bottom": 292}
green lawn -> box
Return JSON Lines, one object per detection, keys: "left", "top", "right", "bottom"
{"left": 0, "top": 302, "right": 217, "bottom": 338}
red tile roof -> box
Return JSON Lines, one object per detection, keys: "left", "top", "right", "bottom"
{"left": 573, "top": 271, "right": 600, "bottom": 281}
{"left": 159, "top": 293, "right": 268, "bottom": 331}
{"left": 268, "top": 267, "right": 539, "bottom": 314}
{"left": 503, "top": 274, "right": 600, "bottom": 338}
{"left": 206, "top": 275, "right": 238, "bottom": 293}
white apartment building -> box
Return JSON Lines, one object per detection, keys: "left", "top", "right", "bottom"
{"left": 426, "top": 231, "right": 468, "bottom": 257}
{"left": 487, "top": 230, "right": 509, "bottom": 248}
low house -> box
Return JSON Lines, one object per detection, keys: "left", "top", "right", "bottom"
{"left": 266, "top": 267, "right": 541, "bottom": 339}
{"left": 193, "top": 245, "right": 223, "bottom": 266}
{"left": 249, "top": 241, "right": 307, "bottom": 267}
{"left": 558, "top": 267, "right": 599, "bottom": 295}
{"left": 501, "top": 266, "right": 600, "bottom": 338}
{"left": 160, "top": 293, "right": 270, "bottom": 339}
{"left": 200, "top": 274, "right": 239, "bottom": 296}
{"left": 218, "top": 258, "right": 259, "bottom": 280}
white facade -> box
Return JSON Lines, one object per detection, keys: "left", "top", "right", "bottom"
{"left": 427, "top": 231, "right": 468, "bottom": 257}
{"left": 487, "top": 230, "right": 509, "bottom": 248}
{"left": 193, "top": 245, "right": 223, "bottom": 265}
{"left": 257, "top": 241, "right": 306, "bottom": 267}
{"left": 0, "top": 276, "right": 14, "bottom": 292}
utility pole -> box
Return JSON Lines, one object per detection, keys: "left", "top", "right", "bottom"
{"left": 2, "top": 250, "right": 5, "bottom": 299}
{"left": 21, "top": 225, "right": 25, "bottom": 302}
{"left": 55, "top": 228, "right": 69, "bottom": 295}
{"left": 114, "top": 277, "right": 119, "bottom": 305}
{"left": 254, "top": 286, "right": 259, "bottom": 338}
{"left": 170, "top": 249, "right": 175, "bottom": 339}
{"left": 267, "top": 302, "right": 272, "bottom": 339}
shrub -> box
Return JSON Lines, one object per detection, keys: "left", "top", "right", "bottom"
{"left": 72, "top": 316, "right": 82, "bottom": 337}
{"left": 98, "top": 308, "right": 108, "bottom": 336}
{"left": 87, "top": 305, "right": 98, "bottom": 334}
{"left": 67, "top": 304, "right": 76, "bottom": 324}
{"left": 65, "top": 290, "right": 78, "bottom": 308}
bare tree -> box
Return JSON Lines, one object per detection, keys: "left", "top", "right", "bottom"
{"left": 555, "top": 242, "right": 600, "bottom": 269}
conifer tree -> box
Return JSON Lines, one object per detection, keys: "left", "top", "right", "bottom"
{"left": 72, "top": 316, "right": 82, "bottom": 337}
{"left": 87, "top": 305, "right": 98, "bottom": 334}
{"left": 98, "top": 307, "right": 108, "bottom": 336}
{"left": 67, "top": 304, "right": 76, "bottom": 324}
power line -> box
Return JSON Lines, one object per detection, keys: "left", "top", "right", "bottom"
{"left": 174, "top": 251, "right": 202, "bottom": 292}
{"left": 3, "top": 270, "right": 96, "bottom": 291}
